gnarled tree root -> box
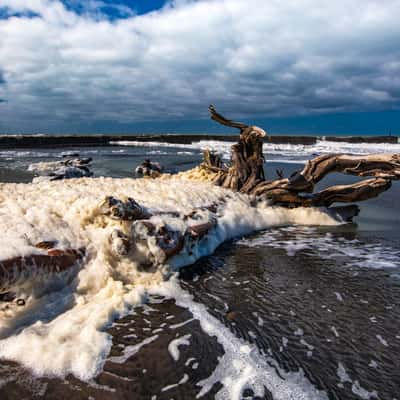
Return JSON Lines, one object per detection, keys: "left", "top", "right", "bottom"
{"left": 200, "top": 105, "right": 399, "bottom": 211}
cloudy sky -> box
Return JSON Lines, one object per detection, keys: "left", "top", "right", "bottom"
{"left": 0, "top": 0, "right": 400, "bottom": 134}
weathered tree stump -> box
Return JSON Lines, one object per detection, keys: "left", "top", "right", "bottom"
{"left": 201, "top": 105, "right": 400, "bottom": 211}
{"left": 208, "top": 105, "right": 267, "bottom": 192}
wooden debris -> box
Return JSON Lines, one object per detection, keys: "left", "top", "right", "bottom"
{"left": 35, "top": 241, "right": 58, "bottom": 250}
{"left": 187, "top": 221, "right": 216, "bottom": 239}
{"left": 201, "top": 105, "right": 400, "bottom": 213}
{"left": 0, "top": 248, "right": 85, "bottom": 293}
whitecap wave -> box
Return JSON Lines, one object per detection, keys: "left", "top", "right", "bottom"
{"left": 111, "top": 138, "right": 400, "bottom": 164}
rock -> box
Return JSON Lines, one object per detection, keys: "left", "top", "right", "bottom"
{"left": 16, "top": 299, "right": 25, "bottom": 306}
{"left": 48, "top": 166, "right": 92, "bottom": 180}
{"left": 100, "top": 196, "right": 151, "bottom": 220}
{"left": 61, "top": 152, "right": 80, "bottom": 158}
{"left": 226, "top": 311, "right": 237, "bottom": 321}
{"left": 30, "top": 158, "right": 94, "bottom": 182}
{"left": 63, "top": 157, "right": 92, "bottom": 167}
{"left": 135, "top": 159, "right": 163, "bottom": 177}
{"left": 131, "top": 221, "right": 184, "bottom": 266}
{"left": 110, "top": 230, "right": 130, "bottom": 256}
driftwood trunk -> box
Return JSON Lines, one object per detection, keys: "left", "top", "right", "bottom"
{"left": 0, "top": 198, "right": 221, "bottom": 293}
{"left": 2, "top": 108, "right": 399, "bottom": 295}
{"left": 0, "top": 246, "right": 85, "bottom": 294}
{"left": 202, "top": 105, "right": 400, "bottom": 209}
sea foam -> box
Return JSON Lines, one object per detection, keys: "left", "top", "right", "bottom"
{"left": 0, "top": 177, "right": 339, "bottom": 384}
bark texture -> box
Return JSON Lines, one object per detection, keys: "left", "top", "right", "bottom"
{"left": 0, "top": 247, "right": 85, "bottom": 293}
{"left": 202, "top": 105, "right": 400, "bottom": 208}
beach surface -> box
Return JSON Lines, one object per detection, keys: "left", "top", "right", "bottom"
{"left": 0, "top": 137, "right": 399, "bottom": 399}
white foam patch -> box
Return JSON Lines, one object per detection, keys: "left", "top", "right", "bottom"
{"left": 351, "top": 381, "right": 378, "bottom": 400}
{"left": 0, "top": 177, "right": 340, "bottom": 380}
{"left": 108, "top": 335, "right": 159, "bottom": 364}
{"left": 337, "top": 362, "right": 378, "bottom": 399}
{"left": 185, "top": 357, "right": 196, "bottom": 366}
{"left": 265, "top": 140, "right": 400, "bottom": 163}
{"left": 168, "top": 334, "right": 191, "bottom": 361}
{"left": 334, "top": 292, "right": 344, "bottom": 302}
{"left": 146, "top": 150, "right": 169, "bottom": 155}
{"left": 151, "top": 278, "right": 328, "bottom": 400}
{"left": 0, "top": 150, "right": 54, "bottom": 159}
{"left": 238, "top": 227, "right": 400, "bottom": 270}
{"left": 331, "top": 326, "right": 339, "bottom": 337}
{"left": 111, "top": 140, "right": 232, "bottom": 159}
{"left": 169, "top": 318, "right": 195, "bottom": 329}
{"left": 376, "top": 335, "right": 388, "bottom": 347}
{"left": 28, "top": 160, "right": 67, "bottom": 173}
{"left": 161, "top": 373, "right": 189, "bottom": 392}
{"left": 337, "top": 363, "right": 352, "bottom": 383}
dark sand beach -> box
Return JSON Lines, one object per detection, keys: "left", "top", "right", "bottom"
{"left": 2, "top": 0, "right": 400, "bottom": 397}
{"left": 0, "top": 137, "right": 399, "bottom": 400}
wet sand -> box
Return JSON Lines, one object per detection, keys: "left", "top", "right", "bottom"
{"left": 1, "top": 229, "right": 399, "bottom": 399}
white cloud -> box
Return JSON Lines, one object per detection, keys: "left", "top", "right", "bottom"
{"left": 0, "top": 0, "right": 400, "bottom": 132}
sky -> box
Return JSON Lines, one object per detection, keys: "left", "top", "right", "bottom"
{"left": 0, "top": 0, "right": 400, "bottom": 135}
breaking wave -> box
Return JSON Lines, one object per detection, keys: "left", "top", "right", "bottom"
{"left": 111, "top": 138, "right": 400, "bottom": 164}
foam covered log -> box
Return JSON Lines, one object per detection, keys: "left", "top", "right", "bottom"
{"left": 0, "top": 248, "right": 85, "bottom": 293}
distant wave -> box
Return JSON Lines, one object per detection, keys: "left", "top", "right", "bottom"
{"left": 111, "top": 139, "right": 400, "bottom": 163}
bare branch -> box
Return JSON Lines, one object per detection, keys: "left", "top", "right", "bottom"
{"left": 198, "top": 106, "right": 400, "bottom": 211}
{"left": 208, "top": 105, "right": 248, "bottom": 130}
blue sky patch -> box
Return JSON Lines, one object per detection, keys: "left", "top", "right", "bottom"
{"left": 61, "top": 0, "right": 169, "bottom": 19}
{"left": 0, "top": 7, "right": 41, "bottom": 20}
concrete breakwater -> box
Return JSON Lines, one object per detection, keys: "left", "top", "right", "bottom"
{"left": 0, "top": 134, "right": 397, "bottom": 148}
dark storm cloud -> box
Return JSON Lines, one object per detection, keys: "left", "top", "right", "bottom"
{"left": 0, "top": 0, "right": 400, "bottom": 132}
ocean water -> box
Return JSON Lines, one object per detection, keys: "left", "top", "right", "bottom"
{"left": 0, "top": 139, "right": 399, "bottom": 399}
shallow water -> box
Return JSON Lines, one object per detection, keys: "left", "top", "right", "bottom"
{"left": 189, "top": 230, "right": 400, "bottom": 399}
{"left": 0, "top": 140, "right": 400, "bottom": 399}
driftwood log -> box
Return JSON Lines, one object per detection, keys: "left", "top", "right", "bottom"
{"left": 0, "top": 245, "right": 85, "bottom": 295}
{"left": 201, "top": 105, "right": 400, "bottom": 211}
{"left": 0, "top": 197, "right": 221, "bottom": 294}
{"left": 2, "top": 110, "right": 399, "bottom": 295}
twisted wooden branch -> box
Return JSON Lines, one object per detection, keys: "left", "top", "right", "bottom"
{"left": 208, "top": 105, "right": 248, "bottom": 129}
{"left": 203, "top": 106, "right": 399, "bottom": 208}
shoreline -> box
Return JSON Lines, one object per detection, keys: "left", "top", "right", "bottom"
{"left": 0, "top": 133, "right": 398, "bottom": 148}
